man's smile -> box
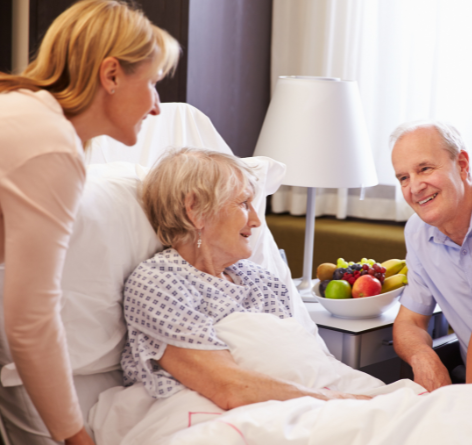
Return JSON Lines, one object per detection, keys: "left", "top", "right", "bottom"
{"left": 417, "top": 193, "right": 438, "bottom": 205}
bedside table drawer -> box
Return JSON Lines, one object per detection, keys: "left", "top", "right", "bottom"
{"left": 359, "top": 326, "right": 397, "bottom": 368}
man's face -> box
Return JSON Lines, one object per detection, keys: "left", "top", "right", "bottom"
{"left": 392, "top": 127, "right": 469, "bottom": 233}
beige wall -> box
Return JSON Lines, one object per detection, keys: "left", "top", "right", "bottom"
{"left": 11, "top": 0, "right": 29, "bottom": 73}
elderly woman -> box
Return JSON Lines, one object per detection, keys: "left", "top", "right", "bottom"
{"left": 121, "top": 148, "right": 369, "bottom": 409}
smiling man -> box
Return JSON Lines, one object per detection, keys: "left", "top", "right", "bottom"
{"left": 390, "top": 121, "right": 472, "bottom": 392}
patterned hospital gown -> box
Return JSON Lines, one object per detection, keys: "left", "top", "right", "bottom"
{"left": 121, "top": 248, "right": 292, "bottom": 398}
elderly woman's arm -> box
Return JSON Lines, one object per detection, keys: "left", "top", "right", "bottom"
{"left": 159, "top": 345, "right": 370, "bottom": 409}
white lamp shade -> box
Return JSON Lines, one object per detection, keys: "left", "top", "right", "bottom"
{"left": 254, "top": 77, "right": 378, "bottom": 189}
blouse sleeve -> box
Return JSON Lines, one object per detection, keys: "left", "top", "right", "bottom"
{"left": 0, "top": 152, "right": 85, "bottom": 441}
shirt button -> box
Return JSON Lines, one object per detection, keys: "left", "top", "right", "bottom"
{"left": 462, "top": 250, "right": 468, "bottom": 255}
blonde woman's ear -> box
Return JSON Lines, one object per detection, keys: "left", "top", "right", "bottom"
{"left": 99, "top": 57, "right": 120, "bottom": 93}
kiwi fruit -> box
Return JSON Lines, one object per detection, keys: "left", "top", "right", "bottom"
{"left": 316, "top": 263, "right": 337, "bottom": 281}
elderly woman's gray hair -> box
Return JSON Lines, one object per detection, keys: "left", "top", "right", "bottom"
{"left": 389, "top": 120, "right": 467, "bottom": 159}
{"left": 142, "top": 148, "right": 257, "bottom": 246}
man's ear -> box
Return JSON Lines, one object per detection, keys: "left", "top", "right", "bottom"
{"left": 184, "top": 193, "right": 204, "bottom": 230}
{"left": 458, "top": 150, "right": 470, "bottom": 180}
{"left": 99, "top": 57, "right": 121, "bottom": 94}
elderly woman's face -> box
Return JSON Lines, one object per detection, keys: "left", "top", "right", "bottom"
{"left": 202, "top": 185, "right": 261, "bottom": 264}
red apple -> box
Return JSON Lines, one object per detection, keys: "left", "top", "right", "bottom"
{"left": 352, "top": 275, "right": 381, "bottom": 298}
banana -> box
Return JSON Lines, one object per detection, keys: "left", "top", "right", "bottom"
{"left": 381, "top": 259, "right": 406, "bottom": 278}
{"left": 398, "top": 264, "right": 408, "bottom": 276}
{"left": 381, "top": 273, "right": 408, "bottom": 293}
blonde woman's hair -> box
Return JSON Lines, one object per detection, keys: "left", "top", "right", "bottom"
{"left": 143, "top": 148, "right": 257, "bottom": 247}
{"left": 0, "top": 0, "right": 180, "bottom": 116}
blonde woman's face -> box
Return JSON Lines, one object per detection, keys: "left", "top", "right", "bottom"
{"left": 105, "top": 55, "right": 162, "bottom": 146}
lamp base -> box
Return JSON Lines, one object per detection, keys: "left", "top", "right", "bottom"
{"left": 293, "top": 277, "right": 318, "bottom": 303}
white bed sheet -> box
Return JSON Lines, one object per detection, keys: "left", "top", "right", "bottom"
{"left": 157, "top": 385, "right": 471, "bottom": 445}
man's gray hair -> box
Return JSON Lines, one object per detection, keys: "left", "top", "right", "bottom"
{"left": 389, "top": 120, "right": 467, "bottom": 159}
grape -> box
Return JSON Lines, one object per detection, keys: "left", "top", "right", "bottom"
{"left": 319, "top": 280, "right": 331, "bottom": 297}
{"left": 330, "top": 259, "right": 384, "bottom": 286}
{"left": 333, "top": 268, "right": 346, "bottom": 280}
{"left": 337, "top": 258, "right": 349, "bottom": 268}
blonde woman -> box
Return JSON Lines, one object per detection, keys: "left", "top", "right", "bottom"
{"left": 0, "top": 1, "right": 179, "bottom": 444}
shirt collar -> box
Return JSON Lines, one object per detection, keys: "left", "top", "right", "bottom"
{"left": 426, "top": 211, "right": 472, "bottom": 247}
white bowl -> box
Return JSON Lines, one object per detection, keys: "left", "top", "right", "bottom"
{"left": 313, "top": 281, "right": 403, "bottom": 319}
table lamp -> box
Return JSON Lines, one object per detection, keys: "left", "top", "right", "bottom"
{"left": 253, "top": 76, "right": 378, "bottom": 302}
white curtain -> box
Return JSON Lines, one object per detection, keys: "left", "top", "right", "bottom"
{"left": 271, "top": 0, "right": 472, "bottom": 221}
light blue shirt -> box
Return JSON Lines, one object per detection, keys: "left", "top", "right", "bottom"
{"left": 400, "top": 213, "right": 472, "bottom": 362}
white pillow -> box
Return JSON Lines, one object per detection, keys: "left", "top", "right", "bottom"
{"left": 215, "top": 312, "right": 384, "bottom": 392}
{"left": 60, "top": 162, "right": 162, "bottom": 374}
{"left": 215, "top": 312, "right": 336, "bottom": 388}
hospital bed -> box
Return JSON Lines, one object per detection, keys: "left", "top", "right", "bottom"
{"left": 0, "top": 102, "right": 315, "bottom": 445}
{"left": 1, "top": 103, "right": 470, "bottom": 445}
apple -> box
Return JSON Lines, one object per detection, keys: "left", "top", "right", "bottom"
{"left": 325, "top": 280, "right": 352, "bottom": 299}
{"left": 352, "top": 275, "right": 381, "bottom": 298}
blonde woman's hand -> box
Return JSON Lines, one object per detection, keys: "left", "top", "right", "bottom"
{"left": 64, "top": 427, "right": 95, "bottom": 445}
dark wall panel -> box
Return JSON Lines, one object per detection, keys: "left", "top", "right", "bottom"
{"left": 0, "top": 0, "right": 13, "bottom": 73}
{"left": 28, "top": 0, "right": 188, "bottom": 103}
{"left": 140, "top": 0, "right": 189, "bottom": 103}
{"left": 187, "top": 0, "right": 272, "bottom": 157}
{"left": 29, "top": 0, "right": 76, "bottom": 59}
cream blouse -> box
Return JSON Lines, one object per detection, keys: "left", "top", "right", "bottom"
{"left": 0, "top": 89, "right": 85, "bottom": 440}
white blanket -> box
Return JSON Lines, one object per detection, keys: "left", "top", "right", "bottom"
{"left": 90, "top": 312, "right": 437, "bottom": 445}
{"left": 158, "top": 385, "right": 471, "bottom": 445}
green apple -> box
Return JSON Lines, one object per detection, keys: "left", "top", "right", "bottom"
{"left": 325, "top": 280, "right": 352, "bottom": 299}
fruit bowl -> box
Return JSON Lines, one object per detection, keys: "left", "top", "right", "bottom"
{"left": 312, "top": 281, "right": 404, "bottom": 319}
